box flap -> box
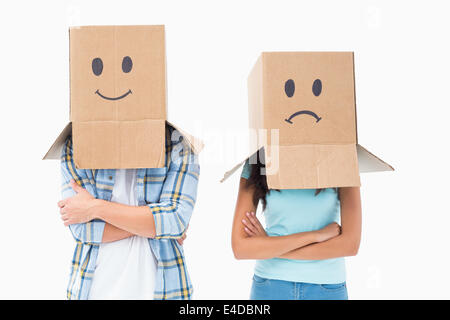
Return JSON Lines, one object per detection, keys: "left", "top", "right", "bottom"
{"left": 220, "top": 144, "right": 361, "bottom": 189}
{"left": 357, "top": 144, "right": 394, "bottom": 172}
{"left": 43, "top": 121, "right": 204, "bottom": 169}
{"left": 221, "top": 143, "right": 394, "bottom": 186}
{"left": 220, "top": 51, "right": 392, "bottom": 188}
{"left": 72, "top": 119, "right": 166, "bottom": 169}
{"left": 265, "top": 144, "right": 360, "bottom": 189}
{"left": 219, "top": 146, "right": 261, "bottom": 183}
{"left": 42, "top": 122, "right": 73, "bottom": 160}
{"left": 220, "top": 159, "right": 248, "bottom": 183}
{"left": 43, "top": 25, "right": 201, "bottom": 169}
{"left": 166, "top": 121, "right": 204, "bottom": 155}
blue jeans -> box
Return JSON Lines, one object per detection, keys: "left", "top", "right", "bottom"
{"left": 250, "top": 275, "right": 348, "bottom": 300}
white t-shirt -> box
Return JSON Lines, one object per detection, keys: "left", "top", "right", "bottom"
{"left": 88, "top": 169, "right": 158, "bottom": 300}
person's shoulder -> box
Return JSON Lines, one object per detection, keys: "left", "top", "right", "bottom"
{"left": 61, "top": 135, "right": 74, "bottom": 157}
{"left": 241, "top": 159, "right": 251, "bottom": 180}
{"left": 165, "top": 123, "right": 193, "bottom": 154}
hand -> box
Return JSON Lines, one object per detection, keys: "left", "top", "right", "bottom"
{"left": 177, "top": 224, "right": 189, "bottom": 245}
{"left": 242, "top": 212, "right": 267, "bottom": 237}
{"left": 58, "top": 180, "right": 97, "bottom": 226}
{"left": 315, "top": 222, "right": 341, "bottom": 242}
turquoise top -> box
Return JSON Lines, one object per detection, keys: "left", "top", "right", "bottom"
{"left": 241, "top": 161, "right": 345, "bottom": 284}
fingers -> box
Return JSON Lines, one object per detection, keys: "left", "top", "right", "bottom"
{"left": 64, "top": 220, "right": 72, "bottom": 227}
{"left": 69, "top": 180, "right": 84, "bottom": 193}
{"left": 245, "top": 212, "right": 265, "bottom": 235}
{"left": 61, "top": 214, "right": 79, "bottom": 226}
{"left": 242, "top": 211, "right": 263, "bottom": 236}
{"left": 177, "top": 233, "right": 187, "bottom": 245}
{"left": 247, "top": 212, "right": 264, "bottom": 232}
{"left": 329, "top": 222, "right": 341, "bottom": 238}
{"left": 59, "top": 200, "right": 69, "bottom": 225}
{"left": 242, "top": 218, "right": 258, "bottom": 235}
{"left": 333, "top": 222, "right": 342, "bottom": 234}
{"left": 60, "top": 214, "right": 73, "bottom": 226}
{"left": 243, "top": 225, "right": 256, "bottom": 236}
{"left": 57, "top": 199, "right": 67, "bottom": 208}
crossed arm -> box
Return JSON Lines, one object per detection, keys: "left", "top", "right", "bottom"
{"left": 278, "top": 187, "right": 361, "bottom": 260}
{"left": 231, "top": 178, "right": 361, "bottom": 260}
{"left": 58, "top": 181, "right": 157, "bottom": 241}
{"left": 59, "top": 138, "right": 198, "bottom": 245}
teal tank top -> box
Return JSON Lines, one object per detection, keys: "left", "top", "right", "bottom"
{"left": 241, "top": 160, "right": 346, "bottom": 284}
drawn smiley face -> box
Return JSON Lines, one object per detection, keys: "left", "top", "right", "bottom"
{"left": 284, "top": 78, "right": 323, "bottom": 124}
{"left": 69, "top": 26, "right": 167, "bottom": 123}
{"left": 92, "top": 56, "right": 133, "bottom": 100}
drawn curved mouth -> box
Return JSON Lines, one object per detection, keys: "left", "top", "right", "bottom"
{"left": 285, "top": 110, "right": 322, "bottom": 124}
{"left": 95, "top": 89, "right": 132, "bottom": 101}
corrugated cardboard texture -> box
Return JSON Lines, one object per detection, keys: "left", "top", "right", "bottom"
{"left": 248, "top": 56, "right": 264, "bottom": 130}
{"left": 70, "top": 25, "right": 167, "bottom": 122}
{"left": 43, "top": 121, "right": 203, "bottom": 164}
{"left": 220, "top": 144, "right": 391, "bottom": 185}
{"left": 73, "top": 119, "right": 165, "bottom": 169}
{"left": 221, "top": 51, "right": 392, "bottom": 189}
{"left": 69, "top": 25, "right": 168, "bottom": 169}
{"left": 260, "top": 52, "right": 356, "bottom": 146}
{"left": 265, "top": 144, "right": 360, "bottom": 189}
{"left": 44, "top": 25, "right": 203, "bottom": 168}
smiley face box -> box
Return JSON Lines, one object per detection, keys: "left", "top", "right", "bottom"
{"left": 223, "top": 52, "right": 393, "bottom": 189}
{"left": 70, "top": 25, "right": 166, "bottom": 123}
{"left": 44, "top": 25, "right": 172, "bottom": 169}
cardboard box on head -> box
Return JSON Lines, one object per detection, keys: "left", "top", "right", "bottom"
{"left": 222, "top": 51, "right": 393, "bottom": 189}
{"left": 43, "top": 25, "right": 202, "bottom": 169}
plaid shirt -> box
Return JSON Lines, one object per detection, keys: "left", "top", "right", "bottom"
{"left": 61, "top": 125, "right": 199, "bottom": 300}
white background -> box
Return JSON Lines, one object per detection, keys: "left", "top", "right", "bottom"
{"left": 0, "top": 0, "right": 449, "bottom": 299}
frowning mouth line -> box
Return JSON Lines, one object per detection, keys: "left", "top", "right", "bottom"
{"left": 95, "top": 89, "right": 132, "bottom": 101}
{"left": 285, "top": 110, "right": 322, "bottom": 124}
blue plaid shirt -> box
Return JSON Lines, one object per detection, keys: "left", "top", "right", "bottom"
{"left": 61, "top": 125, "right": 199, "bottom": 300}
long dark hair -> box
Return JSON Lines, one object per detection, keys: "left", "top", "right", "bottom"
{"left": 244, "top": 150, "right": 336, "bottom": 210}
{"left": 245, "top": 151, "right": 273, "bottom": 210}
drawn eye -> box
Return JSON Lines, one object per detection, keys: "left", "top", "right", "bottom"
{"left": 312, "top": 79, "right": 322, "bottom": 96}
{"left": 92, "top": 58, "right": 103, "bottom": 76}
{"left": 285, "top": 79, "right": 295, "bottom": 97}
{"left": 122, "top": 56, "right": 133, "bottom": 73}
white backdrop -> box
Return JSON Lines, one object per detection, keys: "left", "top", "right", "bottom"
{"left": 0, "top": 0, "right": 449, "bottom": 299}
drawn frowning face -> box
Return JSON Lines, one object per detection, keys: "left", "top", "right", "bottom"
{"left": 260, "top": 52, "right": 357, "bottom": 145}
{"left": 283, "top": 78, "right": 323, "bottom": 124}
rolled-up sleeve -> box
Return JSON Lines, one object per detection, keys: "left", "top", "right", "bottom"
{"left": 147, "top": 142, "right": 200, "bottom": 240}
{"left": 61, "top": 138, "right": 105, "bottom": 245}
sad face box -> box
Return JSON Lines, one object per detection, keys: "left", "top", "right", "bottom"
{"left": 44, "top": 25, "right": 201, "bottom": 168}
{"left": 259, "top": 52, "right": 356, "bottom": 145}
{"left": 224, "top": 51, "right": 393, "bottom": 189}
